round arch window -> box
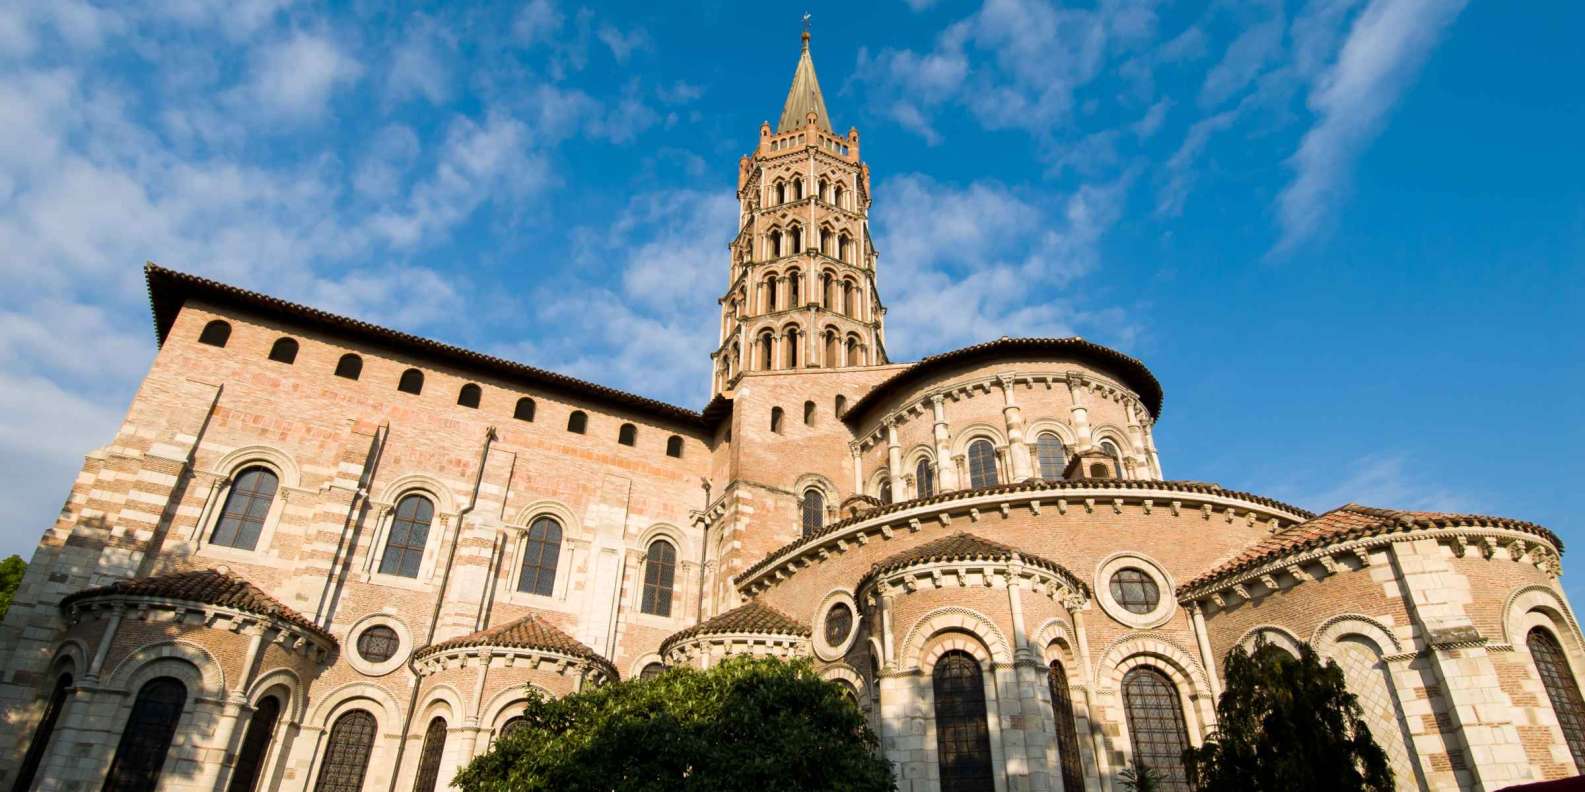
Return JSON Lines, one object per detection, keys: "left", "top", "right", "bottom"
{"left": 1108, "top": 568, "right": 1161, "bottom": 615}
{"left": 824, "top": 602, "right": 855, "bottom": 648}
{"left": 356, "top": 625, "right": 401, "bottom": 663}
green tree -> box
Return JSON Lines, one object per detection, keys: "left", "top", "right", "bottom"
{"left": 453, "top": 655, "right": 895, "bottom": 792}
{"left": 0, "top": 554, "right": 24, "bottom": 622}
{"left": 1184, "top": 639, "right": 1394, "bottom": 792}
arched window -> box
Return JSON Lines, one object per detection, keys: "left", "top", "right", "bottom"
{"left": 834, "top": 395, "right": 847, "bottom": 416}
{"left": 802, "top": 488, "right": 825, "bottom": 537}
{"left": 785, "top": 327, "right": 799, "bottom": 368}
{"left": 833, "top": 183, "right": 845, "bottom": 208}
{"left": 759, "top": 333, "right": 774, "bottom": 371}
{"left": 916, "top": 459, "right": 935, "bottom": 499}
{"left": 820, "top": 228, "right": 833, "bottom": 256}
{"left": 313, "top": 709, "right": 376, "bottom": 792}
{"left": 665, "top": 435, "right": 683, "bottom": 458}
{"left": 803, "top": 400, "right": 816, "bottom": 425}
{"left": 517, "top": 516, "right": 562, "bottom": 596}
{"left": 227, "top": 695, "right": 281, "bottom": 792}
{"left": 774, "top": 181, "right": 786, "bottom": 204}
{"left": 567, "top": 411, "right": 587, "bottom": 434}
{"left": 618, "top": 423, "right": 637, "bottom": 446}
{"left": 1530, "top": 628, "right": 1585, "bottom": 768}
{"left": 514, "top": 397, "right": 536, "bottom": 421}
{"left": 967, "top": 439, "right": 999, "bottom": 488}
{"left": 792, "top": 177, "right": 803, "bottom": 200}
{"left": 789, "top": 223, "right": 803, "bottom": 253}
{"left": 817, "top": 178, "right": 829, "bottom": 201}
{"left": 103, "top": 677, "right": 186, "bottom": 792}
{"left": 267, "top": 337, "right": 298, "bottom": 364}
{"left": 211, "top": 466, "right": 279, "bottom": 551}
{"left": 822, "top": 272, "right": 835, "bottom": 308}
{"left": 14, "top": 672, "right": 72, "bottom": 792}
{"left": 845, "top": 337, "right": 859, "bottom": 366}
{"left": 1036, "top": 432, "right": 1068, "bottom": 479}
{"left": 1049, "top": 661, "right": 1085, "bottom": 792}
{"left": 640, "top": 540, "right": 677, "bottom": 617}
{"left": 413, "top": 716, "right": 448, "bottom": 792}
{"left": 1122, "top": 667, "right": 1190, "bottom": 791}
{"left": 198, "top": 319, "right": 231, "bottom": 347}
{"left": 499, "top": 716, "right": 527, "bottom": 739}
{"left": 841, "top": 281, "right": 854, "bottom": 317}
{"left": 838, "top": 232, "right": 852, "bottom": 263}
{"left": 379, "top": 494, "right": 433, "bottom": 578}
{"left": 640, "top": 663, "right": 666, "bottom": 680}
{"left": 788, "top": 270, "right": 802, "bottom": 305}
{"left": 771, "top": 407, "right": 784, "bottom": 434}
{"left": 334, "top": 354, "right": 362, "bottom": 380}
{"left": 879, "top": 479, "right": 892, "bottom": 504}
{"left": 1101, "top": 440, "right": 1125, "bottom": 479}
{"left": 769, "top": 230, "right": 783, "bottom": 259}
{"left": 933, "top": 651, "right": 993, "bottom": 792}
{"left": 457, "top": 384, "right": 481, "bottom": 408}
{"left": 764, "top": 275, "right": 779, "bottom": 311}
{"left": 824, "top": 330, "right": 839, "bottom": 367}
{"left": 398, "top": 368, "right": 424, "bottom": 395}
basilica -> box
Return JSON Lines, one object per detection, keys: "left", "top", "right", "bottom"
{"left": 1, "top": 31, "right": 1581, "bottom": 792}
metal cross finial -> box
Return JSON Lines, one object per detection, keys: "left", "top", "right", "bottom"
{"left": 802, "top": 12, "right": 812, "bottom": 32}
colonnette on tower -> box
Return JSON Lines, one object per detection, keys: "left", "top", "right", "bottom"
{"left": 1, "top": 31, "right": 1580, "bottom": 792}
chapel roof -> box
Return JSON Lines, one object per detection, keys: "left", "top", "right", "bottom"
{"left": 842, "top": 337, "right": 1165, "bottom": 426}
{"left": 1178, "top": 503, "right": 1563, "bottom": 597}
{"left": 414, "top": 612, "right": 617, "bottom": 678}
{"left": 660, "top": 600, "right": 810, "bottom": 655}
{"left": 60, "top": 568, "right": 334, "bottom": 643}
{"left": 858, "top": 532, "right": 1090, "bottom": 596}
{"left": 143, "top": 263, "right": 715, "bottom": 431}
{"left": 777, "top": 32, "right": 833, "bottom": 133}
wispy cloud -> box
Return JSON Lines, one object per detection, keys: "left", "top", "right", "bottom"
{"left": 1262, "top": 453, "right": 1478, "bottom": 514}
{"left": 241, "top": 30, "right": 362, "bottom": 122}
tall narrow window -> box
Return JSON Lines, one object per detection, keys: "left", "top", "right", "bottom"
{"left": 879, "top": 479, "right": 892, "bottom": 504}
{"left": 759, "top": 333, "right": 774, "bottom": 371}
{"left": 788, "top": 270, "right": 802, "bottom": 305}
{"left": 457, "top": 384, "right": 481, "bottom": 408}
{"left": 14, "top": 672, "right": 72, "bottom": 792}
{"left": 916, "top": 459, "right": 935, "bottom": 499}
{"left": 967, "top": 439, "right": 999, "bottom": 488}
{"left": 268, "top": 338, "right": 298, "bottom": 364}
{"left": 785, "top": 328, "right": 799, "bottom": 368}
{"left": 1101, "top": 440, "right": 1125, "bottom": 479}
{"left": 769, "top": 230, "right": 783, "bottom": 258}
{"left": 640, "top": 540, "right": 676, "bottom": 617}
{"left": 834, "top": 395, "right": 847, "bottom": 416}
{"left": 1122, "top": 667, "right": 1190, "bottom": 791}
{"left": 665, "top": 436, "right": 683, "bottom": 458}
{"left": 1036, "top": 432, "right": 1068, "bottom": 480}
{"left": 1049, "top": 661, "right": 1085, "bottom": 792}
{"left": 514, "top": 397, "right": 536, "bottom": 421}
{"left": 227, "top": 695, "right": 281, "bottom": 792}
{"left": 618, "top": 423, "right": 637, "bottom": 446}
{"left": 792, "top": 177, "right": 803, "bottom": 200}
{"left": 933, "top": 651, "right": 993, "bottom": 792}
{"left": 567, "top": 411, "right": 587, "bottom": 434}
{"left": 833, "top": 184, "right": 844, "bottom": 208}
{"left": 103, "top": 677, "right": 186, "bottom": 792}
{"left": 820, "top": 228, "right": 833, "bottom": 256}
{"left": 412, "top": 717, "right": 448, "bottom": 792}
{"left": 1530, "top": 628, "right": 1585, "bottom": 769}
{"left": 804, "top": 400, "right": 816, "bottom": 425}
{"left": 334, "top": 354, "right": 362, "bottom": 380}
{"left": 846, "top": 337, "right": 859, "bottom": 366}
{"left": 517, "top": 517, "right": 562, "bottom": 597}
{"left": 198, "top": 320, "right": 231, "bottom": 347}
{"left": 398, "top": 369, "right": 424, "bottom": 395}
{"left": 313, "top": 709, "right": 376, "bottom": 792}
{"left": 771, "top": 407, "right": 784, "bottom": 434}
{"left": 838, "top": 232, "right": 852, "bottom": 263}
{"left": 802, "top": 489, "right": 825, "bottom": 538}
{"left": 789, "top": 223, "right": 803, "bottom": 253}
{"left": 379, "top": 494, "right": 433, "bottom": 578}
{"left": 764, "top": 276, "right": 779, "bottom": 311}
{"left": 824, "top": 331, "right": 838, "bottom": 367}
{"left": 211, "top": 467, "right": 279, "bottom": 551}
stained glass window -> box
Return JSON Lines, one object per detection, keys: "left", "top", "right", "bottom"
{"left": 1048, "top": 660, "right": 1085, "bottom": 792}
{"left": 1036, "top": 432, "right": 1068, "bottom": 480}
{"left": 933, "top": 651, "right": 994, "bottom": 792}
{"left": 103, "top": 677, "right": 187, "bottom": 792}
{"left": 211, "top": 467, "right": 279, "bottom": 551}
{"left": 517, "top": 517, "right": 562, "bottom": 597}
{"left": 412, "top": 717, "right": 448, "bottom": 792}
{"left": 379, "top": 495, "right": 433, "bottom": 578}
{"left": 967, "top": 439, "right": 999, "bottom": 488}
{"left": 313, "top": 709, "right": 377, "bottom": 792}
{"left": 1530, "top": 628, "right": 1585, "bottom": 770}
{"left": 1122, "top": 667, "right": 1189, "bottom": 791}
{"left": 640, "top": 540, "right": 676, "bottom": 617}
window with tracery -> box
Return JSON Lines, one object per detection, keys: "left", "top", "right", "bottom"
{"left": 640, "top": 540, "right": 676, "bottom": 617}
{"left": 1036, "top": 432, "right": 1068, "bottom": 479}
{"left": 412, "top": 717, "right": 448, "bottom": 792}
{"left": 1530, "top": 627, "right": 1585, "bottom": 770}
{"left": 103, "top": 677, "right": 186, "bottom": 792}
{"left": 1048, "top": 660, "right": 1085, "bottom": 792}
{"left": 802, "top": 489, "right": 825, "bottom": 537}
{"left": 517, "top": 516, "right": 562, "bottom": 596}
{"left": 313, "top": 709, "right": 376, "bottom": 792}
{"left": 355, "top": 625, "right": 400, "bottom": 663}
{"left": 1122, "top": 667, "right": 1190, "bottom": 791}
{"left": 967, "top": 439, "right": 999, "bottom": 488}
{"left": 211, "top": 466, "right": 279, "bottom": 551}
{"left": 933, "top": 651, "right": 993, "bottom": 792}
{"left": 379, "top": 494, "right": 433, "bottom": 578}
{"left": 1109, "top": 568, "right": 1161, "bottom": 614}
{"left": 14, "top": 672, "right": 72, "bottom": 792}
{"left": 227, "top": 695, "right": 281, "bottom": 792}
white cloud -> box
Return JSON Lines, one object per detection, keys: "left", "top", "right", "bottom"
{"left": 512, "top": 0, "right": 563, "bottom": 45}
{"left": 386, "top": 17, "right": 453, "bottom": 105}
{"left": 1264, "top": 453, "right": 1478, "bottom": 514}
{"left": 596, "top": 24, "right": 649, "bottom": 63}
{"left": 1273, "top": 0, "right": 1466, "bottom": 254}
{"left": 1199, "top": 9, "right": 1284, "bottom": 108}
{"left": 242, "top": 30, "right": 362, "bottom": 122}
{"left": 1156, "top": 108, "right": 1237, "bottom": 217}
{"left": 1132, "top": 98, "right": 1171, "bottom": 139}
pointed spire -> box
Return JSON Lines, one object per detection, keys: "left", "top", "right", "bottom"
{"left": 777, "top": 28, "right": 833, "bottom": 133}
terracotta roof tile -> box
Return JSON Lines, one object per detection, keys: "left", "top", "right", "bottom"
{"left": 414, "top": 613, "right": 616, "bottom": 677}
{"left": 60, "top": 568, "right": 332, "bottom": 643}
{"left": 858, "top": 532, "right": 1089, "bottom": 596}
{"left": 660, "top": 601, "right": 809, "bottom": 655}
{"left": 1179, "top": 504, "right": 1563, "bottom": 596}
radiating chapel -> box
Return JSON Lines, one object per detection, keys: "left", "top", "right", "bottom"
{"left": 3, "top": 32, "right": 1583, "bottom": 792}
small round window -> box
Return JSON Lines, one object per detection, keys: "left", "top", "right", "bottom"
{"left": 356, "top": 625, "right": 401, "bottom": 663}
{"left": 824, "top": 602, "right": 855, "bottom": 648}
{"left": 1108, "top": 568, "right": 1161, "bottom": 615}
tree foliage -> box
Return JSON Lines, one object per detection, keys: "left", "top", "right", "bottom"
{"left": 1184, "top": 639, "right": 1394, "bottom": 792}
{"left": 0, "top": 555, "right": 24, "bottom": 622}
{"left": 453, "top": 655, "right": 896, "bottom": 792}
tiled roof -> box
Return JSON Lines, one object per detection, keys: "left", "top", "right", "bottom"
{"left": 857, "top": 532, "right": 1089, "bottom": 596}
{"left": 660, "top": 601, "right": 809, "bottom": 654}
{"left": 738, "top": 479, "right": 1314, "bottom": 585}
{"left": 843, "top": 337, "right": 1164, "bottom": 425}
{"left": 1179, "top": 504, "right": 1563, "bottom": 596}
{"left": 144, "top": 263, "right": 718, "bottom": 431}
{"left": 60, "top": 568, "right": 333, "bottom": 642}
{"left": 414, "top": 613, "right": 617, "bottom": 677}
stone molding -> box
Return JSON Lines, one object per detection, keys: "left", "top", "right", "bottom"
{"left": 63, "top": 595, "right": 335, "bottom": 662}
{"left": 413, "top": 645, "right": 615, "bottom": 686}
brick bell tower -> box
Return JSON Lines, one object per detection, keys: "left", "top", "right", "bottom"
{"left": 711, "top": 29, "right": 887, "bottom": 397}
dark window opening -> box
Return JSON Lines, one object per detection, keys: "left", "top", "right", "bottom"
{"left": 802, "top": 489, "right": 825, "bottom": 538}
{"left": 412, "top": 717, "right": 448, "bottom": 792}
{"left": 398, "top": 369, "right": 424, "bottom": 395}
{"left": 804, "top": 401, "right": 816, "bottom": 425}
{"left": 618, "top": 423, "right": 637, "bottom": 446}
{"left": 227, "top": 695, "right": 281, "bottom": 792}
{"left": 313, "top": 709, "right": 376, "bottom": 792}
{"left": 567, "top": 411, "right": 587, "bottom": 434}
{"left": 334, "top": 354, "right": 362, "bottom": 380}
{"left": 14, "top": 672, "right": 72, "bottom": 792}
{"left": 1049, "top": 661, "right": 1085, "bottom": 792}
{"left": 355, "top": 625, "right": 401, "bottom": 664}
{"left": 916, "top": 459, "right": 935, "bottom": 499}
{"left": 514, "top": 397, "right": 536, "bottom": 422}
{"left": 267, "top": 337, "right": 298, "bottom": 364}
{"left": 770, "top": 407, "right": 784, "bottom": 434}
{"left": 1530, "top": 627, "right": 1585, "bottom": 769}
{"left": 198, "top": 320, "right": 231, "bottom": 347}
{"left": 933, "top": 651, "right": 993, "bottom": 792}
{"left": 665, "top": 436, "right": 683, "bottom": 458}
{"left": 378, "top": 494, "right": 433, "bottom": 578}
{"left": 103, "top": 677, "right": 186, "bottom": 792}
{"left": 457, "top": 384, "right": 481, "bottom": 408}
{"left": 1122, "top": 667, "right": 1191, "bottom": 791}
{"left": 640, "top": 540, "right": 676, "bottom": 617}
{"left": 517, "top": 517, "right": 562, "bottom": 597}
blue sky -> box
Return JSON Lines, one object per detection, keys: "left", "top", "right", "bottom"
{"left": 1, "top": 0, "right": 1581, "bottom": 595}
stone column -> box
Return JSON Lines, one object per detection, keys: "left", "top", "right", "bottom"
{"left": 931, "top": 395, "right": 961, "bottom": 492}
{"left": 1187, "top": 603, "right": 1223, "bottom": 700}
{"left": 998, "top": 376, "right": 1034, "bottom": 481}
{"left": 886, "top": 421, "right": 904, "bottom": 500}
{"left": 1064, "top": 373, "right": 1093, "bottom": 451}
{"left": 849, "top": 442, "right": 864, "bottom": 497}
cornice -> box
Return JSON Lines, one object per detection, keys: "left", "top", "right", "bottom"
{"left": 660, "top": 633, "right": 810, "bottom": 666}
{"left": 858, "top": 556, "right": 1089, "bottom": 610}
{"left": 64, "top": 595, "right": 336, "bottom": 663}
{"left": 412, "top": 644, "right": 615, "bottom": 683}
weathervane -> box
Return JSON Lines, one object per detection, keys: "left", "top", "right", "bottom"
{"left": 803, "top": 12, "right": 812, "bottom": 33}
